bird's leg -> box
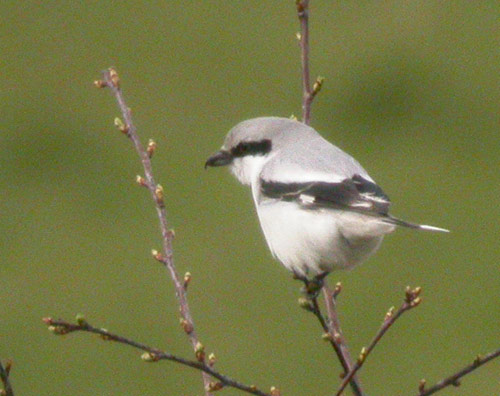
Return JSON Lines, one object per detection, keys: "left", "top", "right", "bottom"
{"left": 292, "top": 270, "right": 314, "bottom": 297}
{"left": 293, "top": 270, "right": 329, "bottom": 299}
{"left": 307, "top": 271, "right": 329, "bottom": 297}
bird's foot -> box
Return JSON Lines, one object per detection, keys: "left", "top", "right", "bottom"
{"left": 293, "top": 271, "right": 329, "bottom": 299}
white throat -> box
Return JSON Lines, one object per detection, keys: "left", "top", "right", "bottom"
{"left": 230, "top": 155, "right": 270, "bottom": 186}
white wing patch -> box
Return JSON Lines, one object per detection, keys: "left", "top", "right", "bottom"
{"left": 298, "top": 194, "right": 316, "bottom": 205}
{"left": 359, "top": 191, "right": 390, "bottom": 204}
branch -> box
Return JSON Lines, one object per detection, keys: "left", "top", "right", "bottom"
{"left": 0, "top": 360, "right": 13, "bottom": 396}
{"left": 294, "top": 3, "right": 500, "bottom": 396}
{"left": 43, "top": 317, "right": 273, "bottom": 396}
{"left": 336, "top": 286, "right": 423, "bottom": 396}
{"left": 417, "top": 347, "right": 500, "bottom": 396}
{"left": 296, "top": 0, "right": 324, "bottom": 125}
{"left": 95, "top": 68, "right": 212, "bottom": 393}
{"left": 299, "top": 281, "right": 363, "bottom": 396}
{"left": 322, "top": 283, "right": 364, "bottom": 396}
{"left": 295, "top": 3, "right": 359, "bottom": 394}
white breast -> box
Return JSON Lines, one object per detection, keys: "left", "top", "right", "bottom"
{"left": 253, "top": 198, "right": 394, "bottom": 277}
{"left": 236, "top": 154, "right": 395, "bottom": 277}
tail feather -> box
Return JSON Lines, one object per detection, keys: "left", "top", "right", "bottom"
{"left": 383, "top": 216, "right": 450, "bottom": 233}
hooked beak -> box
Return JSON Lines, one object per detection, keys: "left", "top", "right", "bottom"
{"left": 204, "top": 150, "right": 233, "bottom": 169}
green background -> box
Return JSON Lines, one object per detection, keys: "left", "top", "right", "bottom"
{"left": 1, "top": 1, "right": 499, "bottom": 395}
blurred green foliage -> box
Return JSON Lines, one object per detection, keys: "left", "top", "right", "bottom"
{"left": 0, "top": 1, "right": 498, "bottom": 395}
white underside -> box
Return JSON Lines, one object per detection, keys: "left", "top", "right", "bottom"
{"left": 255, "top": 199, "right": 396, "bottom": 276}
{"left": 230, "top": 154, "right": 396, "bottom": 277}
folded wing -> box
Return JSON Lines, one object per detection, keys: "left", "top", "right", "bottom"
{"left": 260, "top": 174, "right": 391, "bottom": 216}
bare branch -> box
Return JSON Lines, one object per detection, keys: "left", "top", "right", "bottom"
{"left": 97, "top": 68, "right": 212, "bottom": 393}
{"left": 298, "top": 280, "right": 363, "bottom": 396}
{"left": 43, "top": 317, "right": 272, "bottom": 396}
{"left": 295, "top": 3, "right": 359, "bottom": 392}
{"left": 322, "top": 283, "right": 364, "bottom": 396}
{"left": 0, "top": 359, "right": 13, "bottom": 396}
{"left": 336, "top": 286, "right": 423, "bottom": 396}
{"left": 417, "top": 347, "right": 500, "bottom": 396}
{"left": 296, "top": 0, "right": 323, "bottom": 125}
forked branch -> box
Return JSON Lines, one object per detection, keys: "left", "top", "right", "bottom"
{"left": 417, "top": 347, "right": 500, "bottom": 396}
{"left": 43, "top": 317, "right": 272, "bottom": 396}
{"left": 298, "top": 280, "right": 363, "bottom": 396}
{"left": 336, "top": 286, "right": 423, "bottom": 396}
{"left": 322, "top": 284, "right": 364, "bottom": 396}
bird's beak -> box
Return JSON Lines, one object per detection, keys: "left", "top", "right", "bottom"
{"left": 204, "top": 150, "right": 233, "bottom": 169}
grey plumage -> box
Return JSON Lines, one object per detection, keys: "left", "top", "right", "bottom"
{"left": 206, "top": 117, "right": 448, "bottom": 277}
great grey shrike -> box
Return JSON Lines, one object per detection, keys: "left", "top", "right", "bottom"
{"left": 205, "top": 117, "right": 448, "bottom": 279}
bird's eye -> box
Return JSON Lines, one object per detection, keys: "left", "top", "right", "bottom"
{"left": 235, "top": 142, "right": 249, "bottom": 155}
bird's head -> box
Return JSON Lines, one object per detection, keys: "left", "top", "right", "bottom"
{"left": 205, "top": 118, "right": 294, "bottom": 185}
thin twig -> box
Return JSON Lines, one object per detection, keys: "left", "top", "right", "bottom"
{"left": 309, "top": 295, "right": 348, "bottom": 372}
{"left": 298, "top": 279, "right": 363, "bottom": 396}
{"left": 43, "top": 317, "right": 272, "bottom": 396}
{"left": 322, "top": 283, "right": 364, "bottom": 396}
{"left": 296, "top": 2, "right": 357, "bottom": 393}
{"left": 336, "top": 286, "right": 423, "bottom": 396}
{"left": 0, "top": 360, "right": 13, "bottom": 396}
{"left": 296, "top": 0, "right": 324, "bottom": 125}
{"left": 296, "top": 0, "right": 311, "bottom": 124}
{"left": 417, "top": 347, "right": 500, "bottom": 396}
{"left": 97, "top": 68, "right": 212, "bottom": 394}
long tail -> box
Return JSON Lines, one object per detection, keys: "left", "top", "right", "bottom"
{"left": 383, "top": 215, "right": 450, "bottom": 233}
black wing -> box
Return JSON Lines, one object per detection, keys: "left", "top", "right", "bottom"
{"left": 260, "top": 174, "right": 390, "bottom": 215}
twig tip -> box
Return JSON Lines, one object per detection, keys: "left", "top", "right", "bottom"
{"left": 136, "top": 175, "right": 147, "bottom": 187}
{"left": 183, "top": 272, "right": 192, "bottom": 290}
{"left": 333, "top": 281, "right": 342, "bottom": 298}
{"left": 405, "top": 285, "right": 423, "bottom": 306}
{"left": 147, "top": 139, "right": 157, "bottom": 158}
{"left": 99, "top": 329, "right": 111, "bottom": 340}
{"left": 141, "top": 352, "right": 159, "bottom": 362}
{"left": 48, "top": 325, "right": 69, "bottom": 335}
{"left": 179, "top": 318, "right": 194, "bottom": 334}
{"left": 94, "top": 79, "right": 107, "bottom": 88}
{"left": 208, "top": 352, "right": 216, "bottom": 367}
{"left": 385, "top": 306, "right": 395, "bottom": 321}
{"left": 107, "top": 67, "right": 120, "bottom": 88}
{"left": 207, "top": 382, "right": 224, "bottom": 392}
{"left": 75, "top": 314, "right": 88, "bottom": 326}
{"left": 357, "top": 347, "right": 368, "bottom": 364}
{"left": 418, "top": 378, "right": 427, "bottom": 393}
{"left": 114, "top": 117, "right": 129, "bottom": 134}
{"left": 298, "top": 297, "right": 314, "bottom": 311}
{"left": 195, "top": 342, "right": 205, "bottom": 362}
{"left": 151, "top": 249, "right": 164, "bottom": 262}
{"left": 312, "top": 76, "right": 325, "bottom": 96}
{"left": 322, "top": 332, "right": 333, "bottom": 341}
{"left": 155, "top": 184, "right": 164, "bottom": 204}
{"left": 410, "top": 297, "right": 422, "bottom": 308}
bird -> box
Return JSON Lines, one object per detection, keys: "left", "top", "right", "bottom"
{"left": 205, "top": 117, "right": 448, "bottom": 284}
